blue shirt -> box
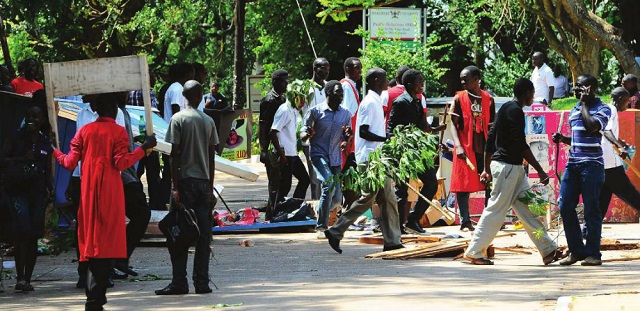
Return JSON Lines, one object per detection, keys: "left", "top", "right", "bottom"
{"left": 567, "top": 98, "right": 611, "bottom": 165}
{"left": 127, "top": 90, "right": 158, "bottom": 108}
{"left": 301, "top": 101, "right": 352, "bottom": 166}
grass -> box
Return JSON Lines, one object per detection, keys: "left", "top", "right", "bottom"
{"left": 551, "top": 95, "right": 611, "bottom": 110}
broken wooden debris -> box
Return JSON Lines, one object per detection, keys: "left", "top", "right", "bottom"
{"left": 359, "top": 235, "right": 441, "bottom": 245}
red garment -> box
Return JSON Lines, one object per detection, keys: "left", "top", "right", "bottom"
{"left": 384, "top": 85, "right": 405, "bottom": 124}
{"left": 449, "top": 90, "right": 492, "bottom": 193}
{"left": 54, "top": 117, "right": 145, "bottom": 261}
{"left": 9, "top": 77, "right": 43, "bottom": 97}
{"left": 384, "top": 86, "right": 425, "bottom": 126}
{"left": 341, "top": 78, "right": 359, "bottom": 168}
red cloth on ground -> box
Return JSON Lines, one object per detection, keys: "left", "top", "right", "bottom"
{"left": 54, "top": 117, "right": 145, "bottom": 261}
{"left": 449, "top": 90, "right": 491, "bottom": 193}
{"left": 9, "top": 77, "right": 43, "bottom": 97}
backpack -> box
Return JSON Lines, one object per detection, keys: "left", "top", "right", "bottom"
{"left": 159, "top": 201, "right": 200, "bottom": 247}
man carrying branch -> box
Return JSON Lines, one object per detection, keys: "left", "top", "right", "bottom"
{"left": 324, "top": 68, "right": 402, "bottom": 253}
{"left": 387, "top": 69, "right": 446, "bottom": 234}
{"left": 463, "top": 79, "right": 564, "bottom": 265}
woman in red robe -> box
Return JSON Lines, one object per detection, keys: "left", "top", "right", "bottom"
{"left": 449, "top": 66, "right": 495, "bottom": 232}
{"left": 53, "top": 93, "right": 156, "bottom": 311}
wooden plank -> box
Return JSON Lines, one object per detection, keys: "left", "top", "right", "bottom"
{"left": 359, "top": 235, "right": 441, "bottom": 245}
{"left": 44, "top": 56, "right": 146, "bottom": 97}
{"left": 215, "top": 155, "right": 259, "bottom": 182}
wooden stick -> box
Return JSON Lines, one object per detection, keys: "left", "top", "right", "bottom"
{"left": 493, "top": 247, "right": 532, "bottom": 255}
{"left": 405, "top": 182, "right": 458, "bottom": 221}
{"left": 603, "top": 254, "right": 640, "bottom": 262}
{"left": 613, "top": 145, "right": 640, "bottom": 179}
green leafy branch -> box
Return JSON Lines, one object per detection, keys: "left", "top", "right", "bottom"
{"left": 332, "top": 124, "right": 439, "bottom": 194}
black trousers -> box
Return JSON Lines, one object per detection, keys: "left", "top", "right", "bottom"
{"left": 599, "top": 165, "right": 640, "bottom": 217}
{"left": 114, "top": 181, "right": 151, "bottom": 268}
{"left": 69, "top": 176, "right": 89, "bottom": 279}
{"left": 276, "top": 156, "right": 310, "bottom": 203}
{"left": 264, "top": 159, "right": 280, "bottom": 220}
{"left": 168, "top": 178, "right": 213, "bottom": 289}
{"left": 85, "top": 258, "right": 111, "bottom": 311}
{"left": 159, "top": 153, "right": 173, "bottom": 209}
{"left": 395, "top": 166, "right": 439, "bottom": 226}
{"left": 341, "top": 152, "right": 359, "bottom": 212}
{"left": 137, "top": 151, "right": 163, "bottom": 210}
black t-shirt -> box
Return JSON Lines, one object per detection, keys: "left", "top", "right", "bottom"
{"left": 258, "top": 89, "right": 285, "bottom": 150}
{"left": 387, "top": 91, "right": 427, "bottom": 134}
{"left": 486, "top": 101, "right": 530, "bottom": 165}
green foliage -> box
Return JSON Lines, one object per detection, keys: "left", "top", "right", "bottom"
{"left": 287, "top": 79, "right": 315, "bottom": 107}
{"left": 483, "top": 54, "right": 531, "bottom": 97}
{"left": 352, "top": 26, "right": 449, "bottom": 95}
{"left": 551, "top": 95, "right": 612, "bottom": 111}
{"left": 316, "top": 0, "right": 379, "bottom": 23}
{"left": 339, "top": 125, "right": 439, "bottom": 193}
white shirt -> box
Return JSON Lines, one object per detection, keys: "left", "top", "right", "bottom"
{"left": 554, "top": 74, "right": 569, "bottom": 99}
{"left": 602, "top": 104, "right": 622, "bottom": 169}
{"left": 301, "top": 81, "right": 327, "bottom": 147}
{"left": 164, "top": 82, "right": 186, "bottom": 122}
{"left": 341, "top": 78, "right": 359, "bottom": 117}
{"left": 72, "top": 105, "right": 125, "bottom": 177}
{"left": 271, "top": 101, "right": 298, "bottom": 157}
{"left": 380, "top": 90, "right": 389, "bottom": 109}
{"left": 355, "top": 90, "right": 385, "bottom": 164}
{"left": 530, "top": 63, "right": 556, "bottom": 103}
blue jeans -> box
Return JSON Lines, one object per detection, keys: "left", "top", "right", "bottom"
{"left": 311, "top": 156, "right": 342, "bottom": 230}
{"left": 559, "top": 161, "right": 605, "bottom": 259}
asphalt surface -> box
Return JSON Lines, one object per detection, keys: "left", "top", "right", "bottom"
{"left": 1, "top": 160, "right": 639, "bottom": 310}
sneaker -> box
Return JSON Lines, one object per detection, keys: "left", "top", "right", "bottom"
{"left": 559, "top": 253, "right": 585, "bottom": 266}
{"left": 460, "top": 222, "right": 475, "bottom": 232}
{"left": 581, "top": 256, "right": 602, "bottom": 266}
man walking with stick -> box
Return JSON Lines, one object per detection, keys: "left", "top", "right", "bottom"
{"left": 463, "top": 79, "right": 565, "bottom": 265}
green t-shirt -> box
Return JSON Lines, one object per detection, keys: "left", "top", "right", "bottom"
{"left": 166, "top": 107, "right": 219, "bottom": 180}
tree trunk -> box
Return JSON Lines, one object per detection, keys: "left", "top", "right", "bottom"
{"left": 233, "top": 0, "right": 247, "bottom": 110}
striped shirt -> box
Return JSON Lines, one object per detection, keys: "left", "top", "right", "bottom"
{"left": 567, "top": 98, "right": 611, "bottom": 165}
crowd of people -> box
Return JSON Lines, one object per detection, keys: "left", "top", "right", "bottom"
{"left": 1, "top": 49, "right": 640, "bottom": 310}
{"left": 258, "top": 53, "right": 640, "bottom": 267}
{"left": 0, "top": 59, "right": 221, "bottom": 310}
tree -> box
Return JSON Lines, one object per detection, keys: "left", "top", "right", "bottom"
{"left": 514, "top": 0, "right": 640, "bottom": 81}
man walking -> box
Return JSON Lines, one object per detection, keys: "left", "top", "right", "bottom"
{"left": 449, "top": 66, "right": 495, "bottom": 231}
{"left": 463, "top": 79, "right": 564, "bottom": 265}
{"left": 270, "top": 84, "right": 310, "bottom": 205}
{"left": 302, "top": 57, "right": 331, "bottom": 201}
{"left": 259, "top": 70, "right": 289, "bottom": 220}
{"left": 156, "top": 80, "right": 218, "bottom": 295}
{"left": 324, "top": 68, "right": 402, "bottom": 253}
{"left": 301, "top": 80, "right": 352, "bottom": 237}
{"left": 553, "top": 74, "right": 611, "bottom": 266}
{"left": 387, "top": 69, "right": 445, "bottom": 234}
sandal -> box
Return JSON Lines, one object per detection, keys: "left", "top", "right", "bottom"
{"left": 543, "top": 248, "right": 568, "bottom": 265}
{"left": 464, "top": 256, "right": 494, "bottom": 265}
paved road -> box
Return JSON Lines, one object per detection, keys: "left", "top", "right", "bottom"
{"left": 2, "top": 161, "right": 640, "bottom": 310}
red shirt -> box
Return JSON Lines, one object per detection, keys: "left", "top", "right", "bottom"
{"left": 10, "top": 77, "right": 43, "bottom": 97}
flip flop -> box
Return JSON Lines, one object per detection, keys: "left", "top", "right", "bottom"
{"left": 464, "top": 256, "right": 494, "bottom": 265}
{"left": 543, "top": 248, "right": 568, "bottom": 265}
